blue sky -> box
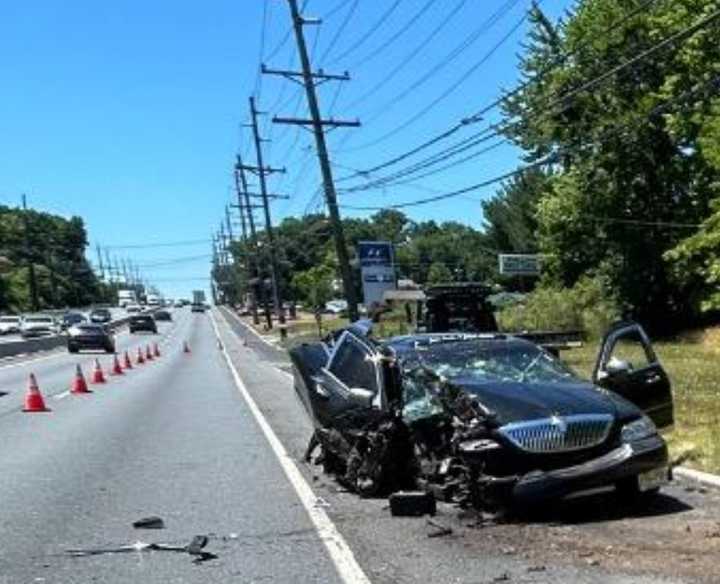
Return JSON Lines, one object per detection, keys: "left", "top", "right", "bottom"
{"left": 0, "top": 0, "right": 573, "bottom": 298}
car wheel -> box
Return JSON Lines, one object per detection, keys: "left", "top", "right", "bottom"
{"left": 616, "top": 477, "right": 660, "bottom": 504}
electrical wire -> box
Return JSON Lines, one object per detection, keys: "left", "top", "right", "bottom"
{"left": 340, "top": 71, "right": 720, "bottom": 210}
{"left": 318, "top": 0, "right": 360, "bottom": 63}
{"left": 338, "top": 5, "right": 720, "bottom": 192}
{"left": 336, "top": 0, "right": 660, "bottom": 179}
{"left": 348, "top": 0, "right": 439, "bottom": 70}
{"left": 327, "top": 0, "right": 404, "bottom": 65}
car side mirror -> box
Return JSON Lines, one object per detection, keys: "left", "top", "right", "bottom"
{"left": 601, "top": 356, "right": 632, "bottom": 379}
{"left": 348, "top": 387, "right": 374, "bottom": 406}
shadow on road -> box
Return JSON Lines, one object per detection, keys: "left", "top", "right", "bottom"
{"left": 510, "top": 489, "right": 692, "bottom": 525}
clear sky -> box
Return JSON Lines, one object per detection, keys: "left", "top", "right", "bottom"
{"left": 0, "top": 0, "right": 573, "bottom": 299}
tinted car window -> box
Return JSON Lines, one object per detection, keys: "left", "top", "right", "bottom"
{"left": 328, "top": 335, "right": 378, "bottom": 392}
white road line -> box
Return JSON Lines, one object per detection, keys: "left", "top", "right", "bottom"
{"left": 209, "top": 310, "right": 371, "bottom": 584}
{"left": 54, "top": 390, "right": 70, "bottom": 400}
{"left": 0, "top": 350, "right": 66, "bottom": 371}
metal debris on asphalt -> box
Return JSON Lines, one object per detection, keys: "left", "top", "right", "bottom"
{"left": 132, "top": 516, "right": 165, "bottom": 529}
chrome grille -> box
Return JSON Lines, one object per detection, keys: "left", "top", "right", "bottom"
{"left": 498, "top": 414, "right": 613, "bottom": 453}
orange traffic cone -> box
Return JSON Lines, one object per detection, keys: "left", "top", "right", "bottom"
{"left": 183, "top": 341, "right": 191, "bottom": 354}
{"left": 145, "top": 345, "right": 154, "bottom": 361}
{"left": 136, "top": 346, "right": 145, "bottom": 365}
{"left": 91, "top": 358, "right": 106, "bottom": 384}
{"left": 22, "top": 373, "right": 51, "bottom": 412}
{"left": 123, "top": 350, "right": 133, "bottom": 370}
{"left": 71, "top": 364, "right": 92, "bottom": 394}
{"left": 153, "top": 343, "right": 161, "bottom": 358}
{"left": 111, "top": 353, "right": 124, "bottom": 376}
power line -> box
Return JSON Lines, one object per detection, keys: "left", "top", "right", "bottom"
{"left": 318, "top": 0, "right": 360, "bottom": 63}
{"left": 336, "top": 0, "right": 660, "bottom": 179}
{"left": 348, "top": 0, "right": 439, "bottom": 70}
{"left": 326, "top": 0, "right": 404, "bottom": 65}
{"left": 340, "top": 70, "right": 720, "bottom": 210}
{"left": 105, "top": 238, "right": 212, "bottom": 250}
{"left": 338, "top": 5, "right": 720, "bottom": 192}
{"left": 342, "top": 1, "right": 529, "bottom": 151}
{"left": 341, "top": 0, "right": 468, "bottom": 112}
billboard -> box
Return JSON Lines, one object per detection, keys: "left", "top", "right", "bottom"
{"left": 357, "top": 241, "right": 396, "bottom": 306}
{"left": 498, "top": 254, "right": 542, "bottom": 276}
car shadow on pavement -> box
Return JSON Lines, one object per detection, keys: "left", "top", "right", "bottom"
{"left": 511, "top": 489, "right": 692, "bottom": 525}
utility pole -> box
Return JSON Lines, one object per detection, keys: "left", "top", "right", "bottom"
{"left": 233, "top": 166, "right": 260, "bottom": 325}
{"left": 238, "top": 96, "right": 287, "bottom": 330}
{"left": 95, "top": 244, "right": 105, "bottom": 282}
{"left": 268, "top": 0, "right": 361, "bottom": 322}
{"left": 21, "top": 195, "right": 40, "bottom": 311}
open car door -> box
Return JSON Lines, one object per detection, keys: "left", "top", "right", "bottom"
{"left": 311, "top": 331, "right": 386, "bottom": 429}
{"left": 592, "top": 322, "right": 674, "bottom": 429}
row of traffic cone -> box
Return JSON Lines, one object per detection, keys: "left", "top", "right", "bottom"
{"left": 23, "top": 340, "right": 190, "bottom": 413}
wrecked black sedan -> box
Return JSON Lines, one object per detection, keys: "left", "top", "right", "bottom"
{"left": 291, "top": 321, "right": 674, "bottom": 508}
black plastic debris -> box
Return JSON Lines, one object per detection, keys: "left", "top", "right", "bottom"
{"left": 426, "top": 518, "right": 453, "bottom": 538}
{"left": 389, "top": 491, "right": 436, "bottom": 517}
{"left": 132, "top": 516, "right": 165, "bottom": 529}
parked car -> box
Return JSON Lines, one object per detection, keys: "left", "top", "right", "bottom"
{"left": 153, "top": 309, "right": 172, "bottom": 322}
{"left": 324, "top": 299, "right": 348, "bottom": 315}
{"left": 291, "top": 320, "right": 673, "bottom": 507}
{"left": 67, "top": 323, "right": 115, "bottom": 353}
{"left": 0, "top": 315, "right": 22, "bottom": 335}
{"left": 60, "top": 311, "right": 87, "bottom": 331}
{"left": 89, "top": 308, "right": 112, "bottom": 324}
{"left": 128, "top": 314, "right": 157, "bottom": 334}
{"left": 20, "top": 315, "right": 58, "bottom": 338}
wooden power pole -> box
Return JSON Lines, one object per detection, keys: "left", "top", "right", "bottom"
{"left": 266, "top": 0, "right": 361, "bottom": 322}
{"left": 237, "top": 96, "right": 287, "bottom": 331}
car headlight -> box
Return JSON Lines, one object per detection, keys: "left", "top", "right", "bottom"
{"left": 621, "top": 415, "right": 657, "bottom": 442}
{"left": 68, "top": 326, "right": 82, "bottom": 337}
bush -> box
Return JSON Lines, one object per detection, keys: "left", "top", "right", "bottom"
{"left": 496, "top": 276, "right": 619, "bottom": 339}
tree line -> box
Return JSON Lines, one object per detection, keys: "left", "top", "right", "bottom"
{"left": 0, "top": 204, "right": 105, "bottom": 312}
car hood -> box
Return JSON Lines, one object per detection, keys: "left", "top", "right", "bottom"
{"left": 448, "top": 376, "right": 640, "bottom": 425}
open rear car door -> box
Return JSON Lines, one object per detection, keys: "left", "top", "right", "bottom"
{"left": 592, "top": 322, "right": 674, "bottom": 429}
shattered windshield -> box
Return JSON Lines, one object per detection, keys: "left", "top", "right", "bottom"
{"left": 413, "top": 340, "right": 579, "bottom": 385}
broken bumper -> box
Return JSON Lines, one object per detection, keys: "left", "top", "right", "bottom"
{"left": 512, "top": 435, "right": 669, "bottom": 503}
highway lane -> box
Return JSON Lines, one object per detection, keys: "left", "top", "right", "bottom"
{"left": 0, "top": 309, "right": 188, "bottom": 416}
{"left": 0, "top": 310, "right": 343, "bottom": 583}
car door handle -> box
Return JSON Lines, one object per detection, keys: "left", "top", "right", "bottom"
{"left": 311, "top": 376, "right": 331, "bottom": 400}
{"left": 645, "top": 373, "right": 662, "bottom": 385}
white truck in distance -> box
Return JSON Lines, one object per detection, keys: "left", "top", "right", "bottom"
{"left": 117, "top": 289, "right": 137, "bottom": 308}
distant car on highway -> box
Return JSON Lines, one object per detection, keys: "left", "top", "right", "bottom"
{"left": 67, "top": 323, "right": 115, "bottom": 353}
{"left": 20, "top": 315, "right": 58, "bottom": 338}
{"left": 0, "top": 315, "right": 22, "bottom": 335}
{"left": 125, "top": 304, "right": 142, "bottom": 313}
{"left": 174, "top": 299, "right": 184, "bottom": 308}
{"left": 89, "top": 308, "right": 112, "bottom": 324}
{"left": 60, "top": 311, "right": 87, "bottom": 331}
{"left": 129, "top": 314, "right": 157, "bottom": 334}
{"left": 153, "top": 309, "right": 172, "bottom": 322}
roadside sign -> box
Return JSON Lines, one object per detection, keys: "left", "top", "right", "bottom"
{"left": 498, "top": 254, "right": 541, "bottom": 276}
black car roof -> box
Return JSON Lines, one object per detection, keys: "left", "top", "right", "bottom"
{"left": 385, "top": 332, "right": 538, "bottom": 354}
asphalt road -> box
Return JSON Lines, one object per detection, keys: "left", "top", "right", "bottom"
{"left": 2, "top": 307, "right": 719, "bottom": 583}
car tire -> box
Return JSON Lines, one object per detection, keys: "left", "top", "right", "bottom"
{"left": 615, "top": 477, "right": 660, "bottom": 504}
